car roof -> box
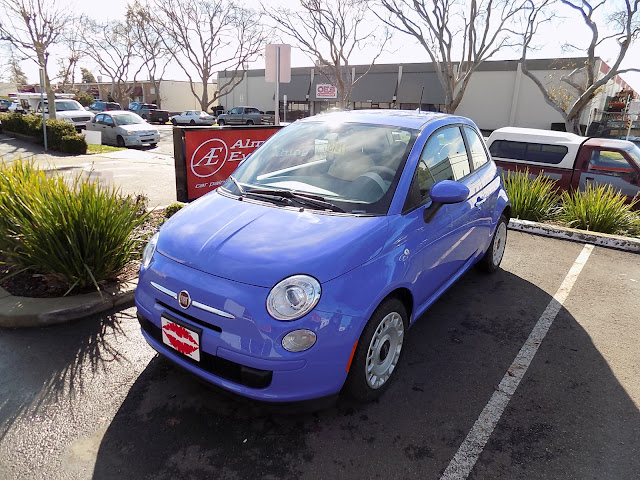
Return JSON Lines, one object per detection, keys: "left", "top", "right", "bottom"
{"left": 584, "top": 137, "right": 637, "bottom": 150}
{"left": 487, "top": 126, "right": 586, "bottom": 145}
{"left": 101, "top": 110, "right": 136, "bottom": 115}
{"left": 297, "top": 109, "right": 454, "bottom": 130}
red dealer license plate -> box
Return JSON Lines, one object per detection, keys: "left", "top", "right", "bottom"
{"left": 161, "top": 316, "right": 201, "bottom": 362}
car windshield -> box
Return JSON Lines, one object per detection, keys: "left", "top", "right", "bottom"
{"left": 53, "top": 100, "right": 83, "bottom": 111}
{"left": 626, "top": 144, "right": 640, "bottom": 168}
{"left": 113, "top": 113, "right": 145, "bottom": 126}
{"left": 223, "top": 120, "right": 417, "bottom": 215}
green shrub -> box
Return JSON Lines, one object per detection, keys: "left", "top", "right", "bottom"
{"left": 75, "top": 91, "right": 94, "bottom": 107}
{"left": 502, "top": 169, "right": 559, "bottom": 221}
{"left": 558, "top": 184, "right": 638, "bottom": 234}
{"left": 164, "top": 202, "right": 185, "bottom": 218}
{"left": 0, "top": 160, "right": 148, "bottom": 294}
{"left": 0, "top": 113, "right": 87, "bottom": 154}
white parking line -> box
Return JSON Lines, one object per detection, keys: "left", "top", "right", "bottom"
{"left": 440, "top": 243, "right": 595, "bottom": 480}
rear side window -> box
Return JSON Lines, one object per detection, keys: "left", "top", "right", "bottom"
{"left": 489, "top": 140, "right": 567, "bottom": 164}
{"left": 463, "top": 126, "right": 490, "bottom": 170}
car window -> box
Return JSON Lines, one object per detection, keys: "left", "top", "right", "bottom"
{"left": 490, "top": 140, "right": 568, "bottom": 164}
{"left": 226, "top": 121, "right": 417, "bottom": 215}
{"left": 54, "top": 100, "right": 83, "bottom": 111}
{"left": 230, "top": 108, "right": 239, "bottom": 114}
{"left": 103, "top": 115, "right": 114, "bottom": 126}
{"left": 112, "top": 113, "right": 145, "bottom": 125}
{"left": 95, "top": 114, "right": 105, "bottom": 123}
{"left": 405, "top": 126, "right": 471, "bottom": 210}
{"left": 463, "top": 126, "right": 490, "bottom": 170}
{"left": 588, "top": 150, "right": 635, "bottom": 178}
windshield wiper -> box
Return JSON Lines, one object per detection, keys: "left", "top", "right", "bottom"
{"left": 245, "top": 188, "right": 345, "bottom": 212}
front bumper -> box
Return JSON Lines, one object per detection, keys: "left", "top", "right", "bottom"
{"left": 124, "top": 133, "right": 160, "bottom": 146}
{"left": 135, "top": 252, "right": 365, "bottom": 402}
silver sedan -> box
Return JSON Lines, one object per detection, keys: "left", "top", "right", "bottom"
{"left": 86, "top": 111, "right": 160, "bottom": 147}
{"left": 170, "top": 110, "right": 215, "bottom": 126}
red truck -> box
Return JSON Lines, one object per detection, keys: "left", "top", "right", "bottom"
{"left": 487, "top": 127, "right": 640, "bottom": 203}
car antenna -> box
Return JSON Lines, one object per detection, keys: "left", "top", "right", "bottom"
{"left": 418, "top": 86, "right": 424, "bottom": 113}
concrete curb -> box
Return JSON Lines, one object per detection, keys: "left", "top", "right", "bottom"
{"left": 508, "top": 219, "right": 640, "bottom": 253}
{"left": 0, "top": 279, "right": 137, "bottom": 328}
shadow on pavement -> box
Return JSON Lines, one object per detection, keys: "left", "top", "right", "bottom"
{"left": 90, "top": 270, "right": 640, "bottom": 480}
{"left": 0, "top": 133, "right": 72, "bottom": 163}
{"left": 0, "top": 305, "right": 136, "bottom": 442}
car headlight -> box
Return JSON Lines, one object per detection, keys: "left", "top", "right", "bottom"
{"left": 267, "top": 275, "right": 321, "bottom": 321}
{"left": 141, "top": 232, "right": 159, "bottom": 270}
{"left": 62, "top": 117, "right": 73, "bottom": 123}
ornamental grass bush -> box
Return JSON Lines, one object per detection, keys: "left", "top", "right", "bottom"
{"left": 0, "top": 160, "right": 148, "bottom": 295}
{"left": 558, "top": 184, "right": 638, "bottom": 234}
{"left": 502, "top": 169, "right": 559, "bottom": 221}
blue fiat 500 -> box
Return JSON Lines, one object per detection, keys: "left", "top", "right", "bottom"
{"left": 135, "top": 110, "right": 510, "bottom": 403}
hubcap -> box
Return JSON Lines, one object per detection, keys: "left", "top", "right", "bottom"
{"left": 492, "top": 222, "right": 507, "bottom": 266}
{"left": 365, "top": 311, "right": 404, "bottom": 389}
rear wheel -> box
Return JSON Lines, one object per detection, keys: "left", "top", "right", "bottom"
{"left": 246, "top": 119, "right": 254, "bottom": 125}
{"left": 478, "top": 215, "right": 508, "bottom": 273}
{"left": 190, "top": 119, "right": 196, "bottom": 125}
{"left": 116, "top": 136, "right": 126, "bottom": 148}
{"left": 344, "top": 297, "right": 408, "bottom": 402}
{"left": 171, "top": 119, "right": 178, "bottom": 126}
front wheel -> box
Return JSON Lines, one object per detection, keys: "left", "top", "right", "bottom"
{"left": 344, "top": 297, "right": 408, "bottom": 402}
{"left": 217, "top": 119, "right": 225, "bottom": 126}
{"left": 116, "top": 136, "right": 126, "bottom": 148}
{"left": 478, "top": 215, "right": 508, "bottom": 273}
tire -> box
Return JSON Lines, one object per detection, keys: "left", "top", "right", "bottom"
{"left": 344, "top": 297, "right": 408, "bottom": 402}
{"left": 190, "top": 119, "right": 196, "bottom": 125}
{"left": 171, "top": 119, "right": 178, "bottom": 126}
{"left": 478, "top": 214, "right": 508, "bottom": 273}
{"left": 116, "top": 136, "right": 126, "bottom": 148}
{"left": 150, "top": 143, "right": 157, "bottom": 147}
{"left": 217, "top": 119, "right": 225, "bottom": 126}
{"left": 246, "top": 120, "right": 254, "bottom": 125}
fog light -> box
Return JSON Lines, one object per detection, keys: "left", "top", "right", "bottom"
{"left": 282, "top": 329, "right": 316, "bottom": 352}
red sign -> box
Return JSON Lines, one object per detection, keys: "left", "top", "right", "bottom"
{"left": 316, "top": 84, "right": 338, "bottom": 99}
{"left": 183, "top": 127, "right": 280, "bottom": 200}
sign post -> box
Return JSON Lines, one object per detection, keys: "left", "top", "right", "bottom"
{"left": 265, "top": 44, "right": 291, "bottom": 127}
{"left": 39, "top": 68, "right": 47, "bottom": 151}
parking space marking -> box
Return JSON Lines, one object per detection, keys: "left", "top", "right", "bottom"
{"left": 440, "top": 243, "right": 595, "bottom": 480}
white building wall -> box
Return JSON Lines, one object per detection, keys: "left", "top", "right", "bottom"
{"left": 159, "top": 80, "right": 217, "bottom": 113}
{"left": 456, "top": 70, "right": 518, "bottom": 130}
{"left": 0, "top": 82, "right": 18, "bottom": 97}
{"left": 218, "top": 75, "right": 276, "bottom": 113}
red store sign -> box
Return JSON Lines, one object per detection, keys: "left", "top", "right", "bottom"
{"left": 174, "top": 126, "right": 282, "bottom": 202}
{"left": 316, "top": 84, "right": 338, "bottom": 99}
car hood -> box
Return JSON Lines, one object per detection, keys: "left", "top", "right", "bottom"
{"left": 156, "top": 192, "right": 389, "bottom": 288}
{"left": 118, "top": 123, "right": 157, "bottom": 133}
{"left": 56, "top": 110, "right": 93, "bottom": 118}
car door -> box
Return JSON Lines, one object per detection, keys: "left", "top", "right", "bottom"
{"left": 401, "top": 125, "right": 488, "bottom": 310}
{"left": 578, "top": 149, "right": 640, "bottom": 200}
{"left": 102, "top": 114, "right": 116, "bottom": 145}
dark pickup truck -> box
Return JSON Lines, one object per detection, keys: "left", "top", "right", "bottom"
{"left": 487, "top": 127, "right": 640, "bottom": 204}
{"left": 129, "top": 102, "right": 169, "bottom": 124}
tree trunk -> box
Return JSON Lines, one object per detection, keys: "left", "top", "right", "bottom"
{"left": 39, "top": 53, "right": 57, "bottom": 120}
{"left": 200, "top": 78, "right": 209, "bottom": 111}
{"left": 565, "top": 115, "right": 582, "bottom": 135}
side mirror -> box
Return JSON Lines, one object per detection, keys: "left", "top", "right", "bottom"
{"left": 430, "top": 180, "right": 470, "bottom": 204}
{"left": 423, "top": 180, "right": 470, "bottom": 223}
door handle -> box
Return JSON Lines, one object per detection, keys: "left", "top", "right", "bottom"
{"left": 585, "top": 177, "right": 594, "bottom": 181}
{"left": 475, "top": 197, "right": 486, "bottom": 208}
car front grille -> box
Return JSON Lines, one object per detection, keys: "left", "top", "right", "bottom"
{"left": 72, "top": 116, "right": 91, "bottom": 122}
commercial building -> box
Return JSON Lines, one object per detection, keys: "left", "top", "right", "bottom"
{"left": 218, "top": 57, "right": 636, "bottom": 132}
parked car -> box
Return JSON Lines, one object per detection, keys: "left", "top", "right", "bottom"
{"left": 129, "top": 102, "right": 169, "bottom": 124}
{"left": 170, "top": 110, "right": 215, "bottom": 126}
{"left": 36, "top": 99, "right": 94, "bottom": 130}
{"left": 487, "top": 127, "right": 640, "bottom": 204}
{"left": 0, "top": 99, "right": 11, "bottom": 112}
{"left": 86, "top": 100, "right": 122, "bottom": 113}
{"left": 7, "top": 101, "right": 25, "bottom": 114}
{"left": 216, "top": 106, "right": 274, "bottom": 125}
{"left": 85, "top": 110, "right": 160, "bottom": 148}
{"left": 135, "top": 110, "right": 510, "bottom": 404}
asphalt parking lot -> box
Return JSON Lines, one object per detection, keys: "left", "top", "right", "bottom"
{"left": 1, "top": 231, "right": 638, "bottom": 480}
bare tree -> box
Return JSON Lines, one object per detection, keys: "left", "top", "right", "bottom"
{"left": 56, "top": 30, "right": 84, "bottom": 90}
{"left": 127, "top": 0, "right": 170, "bottom": 107}
{"left": 153, "top": 0, "right": 267, "bottom": 111}
{"left": 0, "top": 0, "right": 71, "bottom": 119}
{"left": 8, "top": 51, "right": 29, "bottom": 86}
{"left": 521, "top": 0, "right": 640, "bottom": 134}
{"left": 378, "top": 0, "right": 533, "bottom": 113}
{"left": 79, "top": 17, "right": 143, "bottom": 107}
{"left": 264, "top": 0, "right": 391, "bottom": 109}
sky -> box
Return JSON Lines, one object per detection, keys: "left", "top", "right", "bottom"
{"left": 5, "top": 0, "right": 640, "bottom": 93}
